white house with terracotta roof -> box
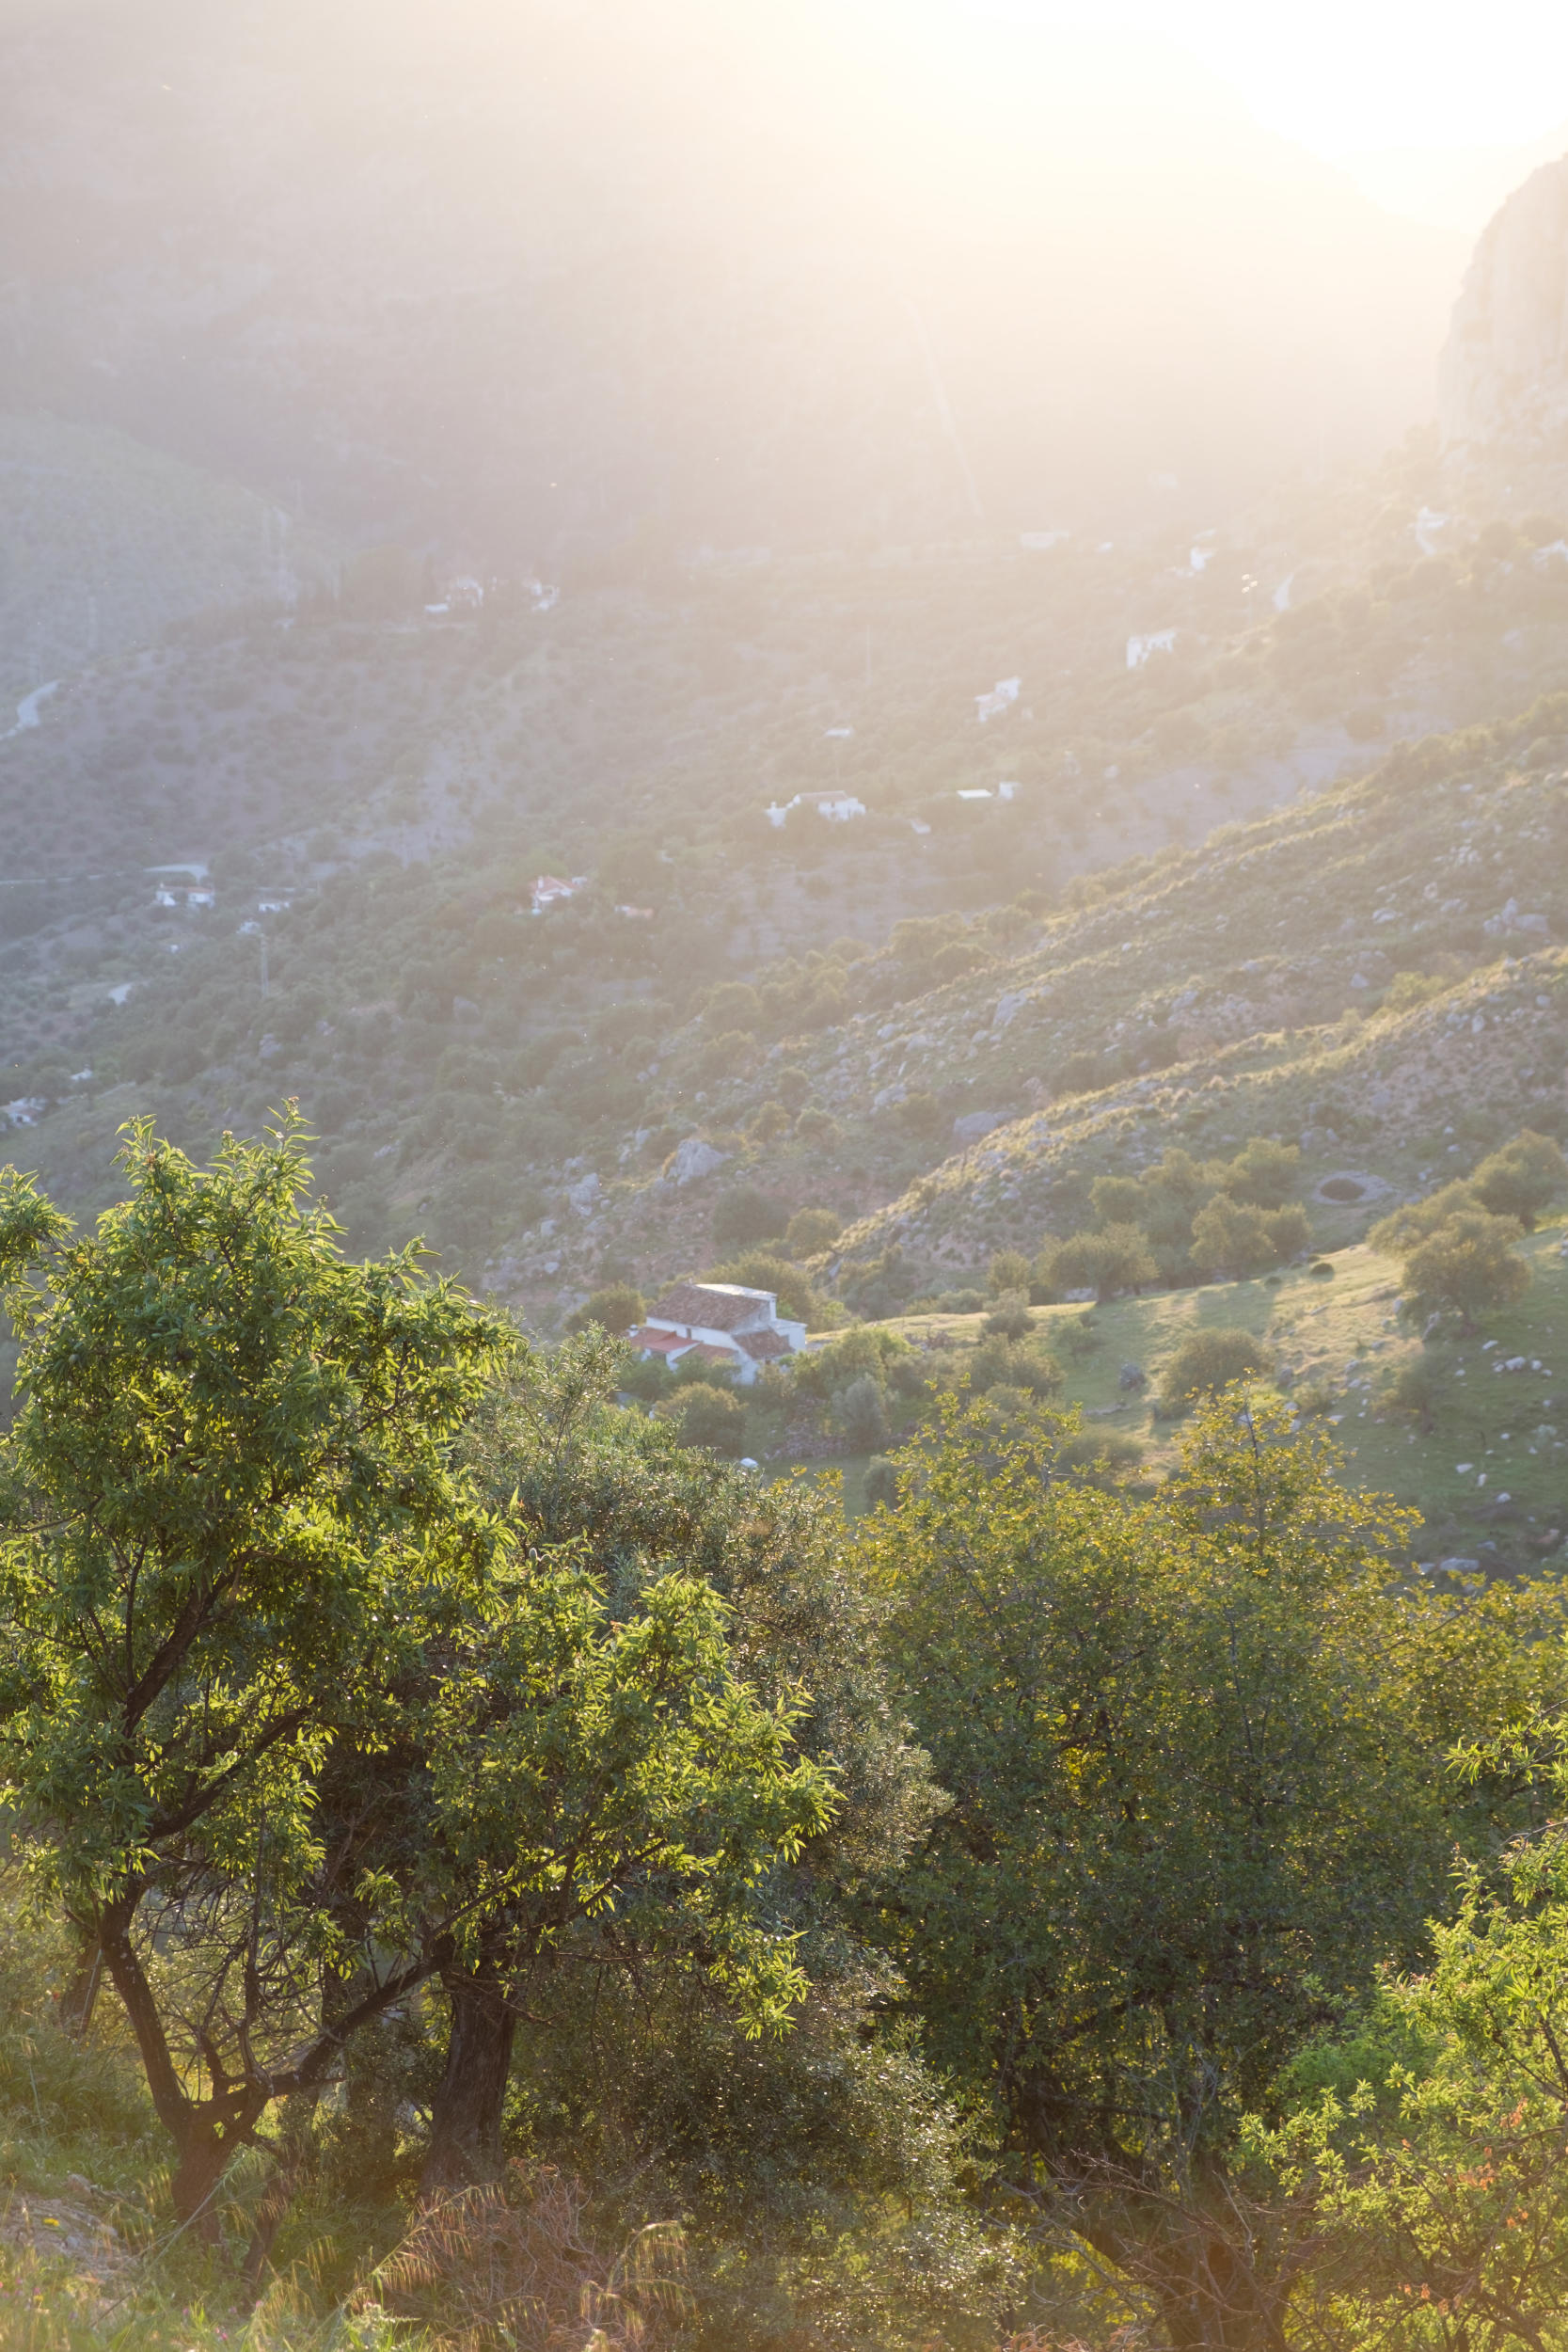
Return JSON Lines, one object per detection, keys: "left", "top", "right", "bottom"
{"left": 627, "top": 1281, "right": 807, "bottom": 1385}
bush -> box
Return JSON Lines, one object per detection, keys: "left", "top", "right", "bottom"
{"left": 712, "top": 1186, "right": 791, "bottom": 1249}
{"left": 863, "top": 1455, "right": 901, "bottom": 1511}
{"left": 966, "top": 1334, "right": 1065, "bottom": 1399}
{"left": 786, "top": 1206, "right": 843, "bottom": 1257}
{"left": 566, "top": 1282, "right": 645, "bottom": 1337}
{"left": 794, "top": 1106, "right": 840, "bottom": 1146}
{"left": 988, "top": 1249, "right": 1034, "bottom": 1296}
{"left": 1471, "top": 1129, "right": 1568, "bottom": 1230}
{"left": 1053, "top": 1427, "right": 1146, "bottom": 1486}
{"left": 1219, "top": 1136, "right": 1301, "bottom": 1210}
{"left": 749, "top": 1100, "right": 791, "bottom": 1142}
{"left": 1156, "top": 1327, "right": 1272, "bottom": 1414}
{"left": 1369, "top": 1178, "right": 1480, "bottom": 1256}
{"left": 654, "top": 1383, "right": 751, "bottom": 1454}
{"left": 1037, "top": 1224, "right": 1156, "bottom": 1302}
{"left": 700, "top": 1028, "right": 757, "bottom": 1082}
{"left": 837, "top": 1374, "right": 890, "bottom": 1452}
{"left": 1402, "top": 1210, "right": 1531, "bottom": 1328}
{"left": 983, "top": 1290, "right": 1035, "bottom": 1340}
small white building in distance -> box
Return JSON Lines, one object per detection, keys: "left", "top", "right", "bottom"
{"left": 627, "top": 1281, "right": 807, "bottom": 1385}
{"left": 531, "top": 874, "right": 588, "bottom": 914}
{"left": 975, "top": 676, "right": 1022, "bottom": 723}
{"left": 1127, "top": 630, "right": 1177, "bottom": 670}
{"left": 765, "top": 791, "right": 866, "bottom": 828}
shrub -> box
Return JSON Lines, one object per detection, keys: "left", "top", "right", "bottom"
{"left": 1402, "top": 1210, "right": 1531, "bottom": 1328}
{"left": 775, "top": 1065, "right": 812, "bottom": 1111}
{"left": 988, "top": 1249, "right": 1034, "bottom": 1296}
{"left": 794, "top": 1106, "right": 840, "bottom": 1146}
{"left": 786, "top": 1206, "right": 843, "bottom": 1256}
{"left": 1053, "top": 1426, "right": 1146, "bottom": 1485}
{"left": 749, "top": 1100, "right": 791, "bottom": 1141}
{"left": 712, "top": 1186, "right": 790, "bottom": 1249}
{"left": 700, "top": 1027, "right": 756, "bottom": 1082}
{"left": 1156, "top": 1327, "right": 1272, "bottom": 1415}
{"left": 654, "top": 1383, "right": 750, "bottom": 1454}
{"left": 967, "top": 1333, "right": 1065, "bottom": 1399}
{"left": 566, "top": 1283, "right": 645, "bottom": 1338}
{"left": 1219, "top": 1136, "right": 1301, "bottom": 1210}
{"left": 837, "top": 1374, "right": 890, "bottom": 1452}
{"left": 984, "top": 1290, "right": 1036, "bottom": 1340}
{"left": 1470, "top": 1129, "right": 1568, "bottom": 1230}
{"left": 703, "top": 979, "right": 761, "bottom": 1030}
{"left": 1370, "top": 1179, "right": 1481, "bottom": 1256}
{"left": 863, "top": 1455, "right": 900, "bottom": 1511}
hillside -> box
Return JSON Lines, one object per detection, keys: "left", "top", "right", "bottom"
{"left": 0, "top": 411, "right": 340, "bottom": 697}
{"left": 2, "top": 460, "right": 1568, "bottom": 1323}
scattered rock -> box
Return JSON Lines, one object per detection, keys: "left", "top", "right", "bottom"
{"left": 666, "top": 1136, "right": 729, "bottom": 1186}
{"left": 953, "top": 1111, "right": 1006, "bottom": 1144}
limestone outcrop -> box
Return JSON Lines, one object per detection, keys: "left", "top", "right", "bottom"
{"left": 1439, "top": 156, "right": 1568, "bottom": 449}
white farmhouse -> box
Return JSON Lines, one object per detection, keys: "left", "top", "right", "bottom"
{"left": 975, "top": 676, "right": 1022, "bottom": 723}
{"left": 627, "top": 1281, "right": 807, "bottom": 1386}
{"left": 1127, "top": 630, "right": 1177, "bottom": 670}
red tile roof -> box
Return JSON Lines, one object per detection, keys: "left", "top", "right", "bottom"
{"left": 737, "top": 1328, "right": 791, "bottom": 1360}
{"left": 649, "top": 1281, "right": 773, "bottom": 1333}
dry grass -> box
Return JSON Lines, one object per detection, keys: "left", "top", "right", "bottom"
{"left": 365, "top": 2164, "right": 687, "bottom": 2352}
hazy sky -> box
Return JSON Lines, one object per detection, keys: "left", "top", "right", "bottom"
{"left": 854, "top": 0, "right": 1568, "bottom": 226}
{"left": 927, "top": 0, "right": 1568, "bottom": 150}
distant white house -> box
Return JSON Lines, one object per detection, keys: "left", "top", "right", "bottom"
{"left": 627, "top": 1281, "right": 807, "bottom": 1386}
{"left": 1020, "top": 530, "right": 1069, "bottom": 551}
{"left": 765, "top": 791, "right": 866, "bottom": 828}
{"left": 823, "top": 726, "right": 855, "bottom": 739}
{"left": 975, "top": 676, "right": 1022, "bottom": 723}
{"left": 997, "top": 779, "right": 1019, "bottom": 802}
{"left": 1127, "top": 630, "right": 1178, "bottom": 670}
{"left": 1415, "top": 507, "right": 1449, "bottom": 559}
{"left": 957, "top": 787, "right": 993, "bottom": 802}
{"left": 531, "top": 874, "right": 588, "bottom": 914}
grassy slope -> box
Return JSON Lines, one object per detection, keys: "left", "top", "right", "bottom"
{"left": 839, "top": 1223, "right": 1568, "bottom": 1568}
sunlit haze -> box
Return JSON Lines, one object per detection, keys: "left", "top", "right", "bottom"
{"left": 856, "top": 0, "right": 1568, "bottom": 225}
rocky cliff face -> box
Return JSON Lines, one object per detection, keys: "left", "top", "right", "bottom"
{"left": 1440, "top": 156, "right": 1568, "bottom": 449}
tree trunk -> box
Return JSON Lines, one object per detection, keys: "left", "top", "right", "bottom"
{"left": 170, "top": 2124, "right": 233, "bottom": 2241}
{"left": 56, "top": 1932, "right": 103, "bottom": 2042}
{"left": 420, "top": 1966, "right": 517, "bottom": 2200}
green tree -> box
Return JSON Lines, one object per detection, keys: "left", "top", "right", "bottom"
{"left": 1259, "top": 1724, "right": 1568, "bottom": 2347}
{"left": 566, "top": 1280, "right": 645, "bottom": 1336}
{"left": 1402, "top": 1207, "right": 1531, "bottom": 1328}
{"left": 1038, "top": 1223, "right": 1156, "bottom": 1302}
{"left": 1189, "top": 1193, "right": 1307, "bottom": 1279}
{"left": 785, "top": 1206, "right": 842, "bottom": 1257}
{"left": 0, "top": 1119, "right": 514, "bottom": 2227}
{"left": 1471, "top": 1126, "right": 1568, "bottom": 1230}
{"left": 864, "top": 1396, "right": 1568, "bottom": 2349}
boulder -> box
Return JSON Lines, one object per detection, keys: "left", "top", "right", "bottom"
{"left": 953, "top": 1110, "right": 1006, "bottom": 1144}
{"left": 667, "top": 1136, "right": 729, "bottom": 1186}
